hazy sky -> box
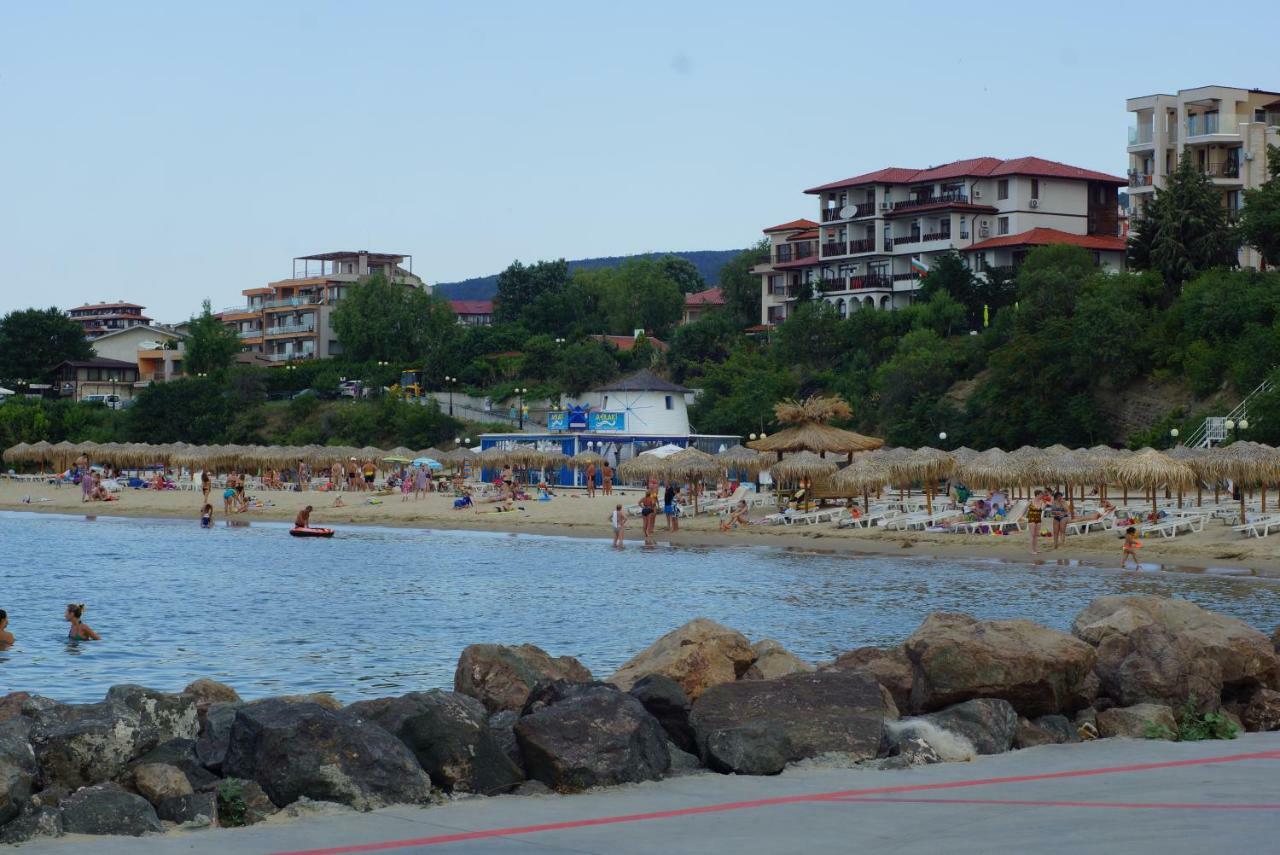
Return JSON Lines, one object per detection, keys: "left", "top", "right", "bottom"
{"left": 3, "top": 1, "right": 1277, "bottom": 321}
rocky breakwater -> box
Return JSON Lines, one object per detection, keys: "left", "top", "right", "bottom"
{"left": 1, "top": 599, "right": 1279, "bottom": 844}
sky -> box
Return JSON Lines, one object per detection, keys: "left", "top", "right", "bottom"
{"left": 2, "top": 0, "right": 1277, "bottom": 322}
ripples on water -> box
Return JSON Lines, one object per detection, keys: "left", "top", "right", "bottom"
{"left": 3, "top": 511, "right": 1279, "bottom": 704}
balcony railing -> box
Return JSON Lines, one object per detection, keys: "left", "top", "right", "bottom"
{"left": 262, "top": 297, "right": 323, "bottom": 310}
{"left": 821, "top": 207, "right": 844, "bottom": 222}
{"left": 1128, "top": 173, "right": 1153, "bottom": 187}
{"left": 892, "top": 272, "right": 919, "bottom": 282}
{"left": 821, "top": 202, "right": 876, "bottom": 221}
{"left": 265, "top": 322, "right": 317, "bottom": 337}
{"left": 848, "top": 238, "right": 875, "bottom": 254}
{"left": 238, "top": 329, "right": 263, "bottom": 339}
{"left": 774, "top": 245, "right": 816, "bottom": 264}
{"left": 891, "top": 191, "right": 969, "bottom": 212}
{"left": 921, "top": 231, "right": 952, "bottom": 242}
{"left": 820, "top": 274, "right": 893, "bottom": 292}
{"left": 266, "top": 352, "right": 316, "bottom": 363}
{"left": 1128, "top": 125, "right": 1154, "bottom": 145}
{"left": 1203, "top": 161, "right": 1240, "bottom": 179}
{"left": 821, "top": 241, "right": 848, "bottom": 258}
{"left": 892, "top": 235, "right": 921, "bottom": 246}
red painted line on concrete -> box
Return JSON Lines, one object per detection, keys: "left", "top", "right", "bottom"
{"left": 835, "top": 796, "right": 1280, "bottom": 811}
{"left": 273, "top": 749, "right": 1280, "bottom": 855}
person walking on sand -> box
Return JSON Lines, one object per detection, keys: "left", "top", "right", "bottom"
{"left": 585, "top": 462, "right": 597, "bottom": 498}
{"left": 1026, "top": 490, "right": 1044, "bottom": 555}
{"left": 200, "top": 469, "right": 212, "bottom": 504}
{"left": 664, "top": 483, "right": 679, "bottom": 532}
{"left": 1049, "top": 491, "right": 1070, "bottom": 550}
{"left": 640, "top": 490, "right": 657, "bottom": 542}
{"left": 610, "top": 503, "right": 627, "bottom": 547}
{"left": 65, "top": 603, "right": 100, "bottom": 641}
{"left": 1121, "top": 526, "right": 1142, "bottom": 570}
{"left": 601, "top": 463, "right": 614, "bottom": 496}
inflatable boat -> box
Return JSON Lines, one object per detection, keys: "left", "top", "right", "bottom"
{"left": 289, "top": 526, "right": 335, "bottom": 538}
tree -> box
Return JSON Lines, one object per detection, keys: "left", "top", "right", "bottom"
{"left": 659, "top": 256, "right": 705, "bottom": 293}
{"left": 0, "top": 307, "right": 92, "bottom": 382}
{"left": 185, "top": 299, "right": 240, "bottom": 376}
{"left": 718, "top": 240, "right": 770, "bottom": 325}
{"left": 918, "top": 251, "right": 982, "bottom": 327}
{"left": 492, "top": 260, "right": 572, "bottom": 325}
{"left": 586, "top": 258, "right": 685, "bottom": 337}
{"left": 1237, "top": 144, "right": 1280, "bottom": 268}
{"left": 1133, "top": 152, "right": 1236, "bottom": 289}
{"left": 330, "top": 274, "right": 458, "bottom": 367}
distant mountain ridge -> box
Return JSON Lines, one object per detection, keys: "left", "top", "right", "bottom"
{"left": 433, "top": 249, "right": 745, "bottom": 300}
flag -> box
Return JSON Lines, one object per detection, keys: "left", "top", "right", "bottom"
{"left": 910, "top": 256, "right": 930, "bottom": 276}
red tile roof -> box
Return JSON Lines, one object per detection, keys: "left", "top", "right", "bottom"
{"left": 449, "top": 300, "right": 493, "bottom": 315}
{"left": 591, "top": 334, "right": 669, "bottom": 352}
{"left": 762, "top": 218, "right": 818, "bottom": 233}
{"left": 773, "top": 256, "right": 819, "bottom": 270}
{"left": 789, "top": 229, "right": 819, "bottom": 240}
{"left": 684, "top": 287, "right": 725, "bottom": 307}
{"left": 964, "top": 227, "right": 1127, "bottom": 253}
{"left": 805, "top": 156, "right": 1125, "bottom": 193}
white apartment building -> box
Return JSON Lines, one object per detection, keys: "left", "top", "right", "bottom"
{"left": 220, "top": 251, "right": 427, "bottom": 363}
{"left": 1127, "top": 85, "right": 1280, "bottom": 268}
{"left": 755, "top": 157, "right": 1127, "bottom": 326}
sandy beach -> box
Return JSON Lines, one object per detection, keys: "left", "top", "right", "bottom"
{"left": 3, "top": 479, "right": 1278, "bottom": 578}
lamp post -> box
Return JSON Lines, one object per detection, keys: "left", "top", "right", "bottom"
{"left": 515, "top": 387, "right": 528, "bottom": 430}
{"left": 108, "top": 375, "right": 117, "bottom": 407}
{"left": 938, "top": 431, "right": 948, "bottom": 449}
{"left": 444, "top": 376, "right": 456, "bottom": 416}
{"left": 1169, "top": 427, "right": 1179, "bottom": 447}
{"left": 1225, "top": 418, "right": 1249, "bottom": 443}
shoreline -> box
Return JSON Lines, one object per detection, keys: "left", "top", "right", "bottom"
{"left": 5, "top": 482, "right": 1279, "bottom": 580}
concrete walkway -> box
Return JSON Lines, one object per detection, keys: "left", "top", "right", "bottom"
{"left": 17, "top": 734, "right": 1280, "bottom": 855}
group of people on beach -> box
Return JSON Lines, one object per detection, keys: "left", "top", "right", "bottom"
{"left": 582, "top": 462, "right": 614, "bottom": 498}
{"left": 0, "top": 604, "right": 101, "bottom": 649}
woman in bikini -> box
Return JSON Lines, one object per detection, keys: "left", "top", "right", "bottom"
{"left": 65, "top": 603, "right": 101, "bottom": 641}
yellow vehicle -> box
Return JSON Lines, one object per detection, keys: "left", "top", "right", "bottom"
{"left": 399, "top": 370, "right": 425, "bottom": 399}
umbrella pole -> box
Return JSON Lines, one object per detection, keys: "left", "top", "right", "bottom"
{"left": 1067, "top": 482, "right": 1074, "bottom": 516}
{"left": 926, "top": 483, "right": 933, "bottom": 516}
{"left": 1196, "top": 483, "right": 1202, "bottom": 507}
{"left": 1240, "top": 493, "right": 1246, "bottom": 526}
{"left": 1150, "top": 487, "right": 1157, "bottom": 518}
{"left": 1263, "top": 486, "right": 1268, "bottom": 515}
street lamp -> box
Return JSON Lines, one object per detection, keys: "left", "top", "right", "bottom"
{"left": 1225, "top": 418, "right": 1249, "bottom": 442}
{"left": 1169, "top": 428, "right": 1179, "bottom": 446}
{"left": 515, "top": 387, "right": 528, "bottom": 430}
{"left": 444, "top": 376, "right": 457, "bottom": 416}
{"left": 938, "top": 431, "right": 948, "bottom": 449}
{"left": 108, "top": 375, "right": 117, "bottom": 406}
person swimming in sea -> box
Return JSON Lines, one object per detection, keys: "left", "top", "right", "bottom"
{"left": 65, "top": 603, "right": 100, "bottom": 641}
{"left": 0, "top": 609, "right": 13, "bottom": 647}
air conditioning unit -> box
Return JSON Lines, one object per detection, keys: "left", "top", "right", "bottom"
{"left": 879, "top": 202, "right": 890, "bottom": 211}
{"left": 1029, "top": 199, "right": 1040, "bottom": 209}
{"left": 979, "top": 226, "right": 990, "bottom": 238}
{"left": 972, "top": 189, "right": 982, "bottom": 199}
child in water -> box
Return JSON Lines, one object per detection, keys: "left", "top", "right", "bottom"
{"left": 65, "top": 603, "right": 101, "bottom": 641}
{"left": 1121, "top": 526, "right": 1142, "bottom": 570}
{"left": 200, "top": 503, "right": 213, "bottom": 528}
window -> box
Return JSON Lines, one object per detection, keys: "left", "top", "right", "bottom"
{"left": 665, "top": 395, "right": 674, "bottom": 410}
{"left": 1030, "top": 179, "right": 1039, "bottom": 200}
{"left": 959, "top": 216, "right": 969, "bottom": 239}
{"left": 997, "top": 217, "right": 1010, "bottom": 235}
{"left": 997, "top": 179, "right": 1009, "bottom": 200}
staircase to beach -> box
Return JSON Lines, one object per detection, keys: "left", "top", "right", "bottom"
{"left": 1182, "top": 376, "right": 1274, "bottom": 447}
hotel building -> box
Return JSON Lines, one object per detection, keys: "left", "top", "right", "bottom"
{"left": 221, "top": 251, "right": 427, "bottom": 363}
{"left": 755, "top": 157, "right": 1127, "bottom": 326}
{"left": 1126, "top": 84, "right": 1280, "bottom": 268}
{"left": 67, "top": 301, "right": 152, "bottom": 338}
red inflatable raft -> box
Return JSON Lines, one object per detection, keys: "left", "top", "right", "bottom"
{"left": 290, "top": 526, "right": 335, "bottom": 538}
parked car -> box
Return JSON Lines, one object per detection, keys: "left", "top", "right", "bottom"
{"left": 82, "top": 394, "right": 125, "bottom": 410}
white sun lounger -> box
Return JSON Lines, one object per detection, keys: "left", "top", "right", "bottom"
{"left": 1141, "top": 514, "right": 1207, "bottom": 538}
{"left": 1233, "top": 514, "right": 1280, "bottom": 538}
{"left": 1066, "top": 509, "right": 1116, "bottom": 536}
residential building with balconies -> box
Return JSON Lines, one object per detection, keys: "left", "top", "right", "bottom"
{"left": 220, "top": 250, "right": 427, "bottom": 363}
{"left": 66, "top": 301, "right": 152, "bottom": 339}
{"left": 754, "top": 158, "right": 1126, "bottom": 325}
{"left": 1126, "top": 85, "right": 1280, "bottom": 268}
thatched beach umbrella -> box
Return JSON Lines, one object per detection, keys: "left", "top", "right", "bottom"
{"left": 958, "top": 448, "right": 1019, "bottom": 491}
{"left": 477, "top": 446, "right": 513, "bottom": 469}
{"left": 768, "top": 452, "right": 837, "bottom": 510}
{"left": 570, "top": 450, "right": 606, "bottom": 468}
{"left": 3, "top": 442, "right": 30, "bottom": 465}
{"left": 1110, "top": 448, "right": 1195, "bottom": 516}
{"left": 949, "top": 446, "right": 979, "bottom": 466}
{"left": 1044, "top": 449, "right": 1102, "bottom": 512}
{"left": 666, "top": 447, "right": 723, "bottom": 514}
{"left": 747, "top": 396, "right": 883, "bottom": 459}
{"left": 617, "top": 453, "right": 671, "bottom": 483}
{"left": 716, "top": 445, "right": 764, "bottom": 479}
{"left": 830, "top": 451, "right": 891, "bottom": 510}
{"left": 1213, "top": 442, "right": 1280, "bottom": 523}
{"left": 889, "top": 446, "right": 955, "bottom": 514}
{"left": 1167, "top": 445, "right": 1212, "bottom": 507}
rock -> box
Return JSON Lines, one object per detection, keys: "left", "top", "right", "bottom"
{"left": 520, "top": 679, "right": 609, "bottom": 715}
{"left": 1272, "top": 625, "right": 1279, "bottom": 654}
{"left": 703, "top": 722, "right": 792, "bottom": 775}
{"left": 344, "top": 690, "right": 523, "bottom": 795}
{"left": 666, "top": 743, "right": 703, "bottom": 776}
{"left": 0, "top": 692, "right": 53, "bottom": 726}
{"left": 130, "top": 738, "right": 219, "bottom": 792}
{"left": 514, "top": 684, "right": 669, "bottom": 792}
{"left": 102, "top": 685, "right": 199, "bottom": 754}
{"left": 216, "top": 778, "right": 276, "bottom": 826}
{"left": 0, "top": 719, "right": 38, "bottom": 826}
{"left": 1014, "top": 714, "right": 1079, "bottom": 749}
{"left": 832, "top": 645, "right": 914, "bottom": 713}
{"left": 156, "top": 791, "right": 218, "bottom": 826}
{"left": 608, "top": 619, "right": 755, "bottom": 702}
{"left": 487, "top": 711, "right": 522, "bottom": 769}
{"left": 60, "top": 783, "right": 163, "bottom": 836}
{"left": 1075, "top": 707, "right": 1100, "bottom": 740}
{"left": 916, "top": 699, "right": 1019, "bottom": 755}
{"left": 628, "top": 674, "right": 696, "bottom": 754}
{"left": 1242, "top": 688, "right": 1280, "bottom": 732}
{"left": 1097, "top": 703, "right": 1177, "bottom": 739}
{"left": 880, "top": 736, "right": 943, "bottom": 770}
{"left": 1073, "top": 595, "right": 1280, "bottom": 711}
{"left": 221, "top": 699, "right": 432, "bottom": 810}
{"left": 690, "top": 670, "right": 890, "bottom": 769}
{"left": 0, "top": 805, "right": 63, "bottom": 844}
{"left": 276, "top": 693, "right": 343, "bottom": 711}
{"left": 904, "top": 613, "right": 1097, "bottom": 716}
{"left": 182, "top": 679, "right": 241, "bottom": 727}
{"left": 194, "top": 702, "right": 241, "bottom": 773}
{"left": 133, "top": 762, "right": 193, "bottom": 805}
{"left": 512, "top": 779, "right": 553, "bottom": 796}
{"left": 742, "top": 639, "right": 814, "bottom": 681}
{"left": 455, "top": 644, "right": 593, "bottom": 714}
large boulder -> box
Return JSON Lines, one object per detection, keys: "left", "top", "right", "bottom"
{"left": 221, "top": 699, "right": 432, "bottom": 810}
{"left": 608, "top": 619, "right": 756, "bottom": 701}
{"left": 904, "top": 613, "right": 1097, "bottom": 716}
{"left": 832, "top": 645, "right": 914, "bottom": 712}
{"left": 343, "top": 691, "right": 523, "bottom": 795}
{"left": 514, "top": 684, "right": 669, "bottom": 792}
{"left": 1014, "top": 714, "right": 1079, "bottom": 749}
{"left": 913, "top": 699, "right": 1019, "bottom": 755}
{"left": 703, "top": 721, "right": 792, "bottom": 776}
{"left": 59, "top": 783, "right": 162, "bottom": 836}
{"left": 102, "top": 685, "right": 199, "bottom": 755}
{"left": 487, "top": 711, "right": 522, "bottom": 769}
{"left": 132, "top": 762, "right": 193, "bottom": 806}
{"left": 194, "top": 702, "right": 241, "bottom": 774}
{"left": 156, "top": 791, "right": 218, "bottom": 826}
{"left": 0, "top": 805, "right": 62, "bottom": 844}
{"left": 1073, "top": 595, "right": 1280, "bottom": 711}
{"left": 129, "top": 738, "right": 219, "bottom": 792}
{"left": 742, "top": 639, "right": 814, "bottom": 681}
{"left": 1242, "top": 688, "right": 1280, "bottom": 732}
{"left": 455, "top": 644, "right": 592, "bottom": 714}
{"left": 628, "top": 674, "right": 696, "bottom": 754}
{"left": 0, "top": 693, "right": 57, "bottom": 726}
{"left": 1097, "top": 703, "right": 1177, "bottom": 739}
{"left": 182, "top": 679, "right": 241, "bottom": 727}
{"left": 690, "top": 671, "right": 891, "bottom": 771}
{"left": 0, "top": 719, "right": 38, "bottom": 826}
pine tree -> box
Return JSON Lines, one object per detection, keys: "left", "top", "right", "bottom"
{"left": 1237, "top": 144, "right": 1280, "bottom": 268}
{"left": 1136, "top": 152, "right": 1236, "bottom": 287}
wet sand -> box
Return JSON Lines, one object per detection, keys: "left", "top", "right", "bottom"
{"left": 3, "top": 479, "right": 1277, "bottom": 578}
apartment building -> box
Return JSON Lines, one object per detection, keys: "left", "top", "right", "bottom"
{"left": 1127, "top": 85, "right": 1280, "bottom": 268}
{"left": 221, "top": 251, "right": 427, "bottom": 363}
{"left": 67, "top": 301, "right": 152, "bottom": 338}
{"left": 755, "top": 157, "right": 1126, "bottom": 326}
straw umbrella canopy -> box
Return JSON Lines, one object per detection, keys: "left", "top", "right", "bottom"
{"left": 570, "top": 450, "right": 606, "bottom": 468}
{"left": 1008, "top": 445, "right": 1053, "bottom": 488}
{"left": 3, "top": 442, "right": 30, "bottom": 465}
{"left": 1043, "top": 449, "right": 1101, "bottom": 512}
{"left": 1167, "top": 445, "right": 1212, "bottom": 507}
{"left": 716, "top": 445, "right": 765, "bottom": 479}
{"left": 889, "top": 446, "right": 955, "bottom": 514}
{"left": 830, "top": 451, "right": 892, "bottom": 510}
{"left": 1212, "top": 442, "right": 1280, "bottom": 523}
{"left": 665, "top": 447, "right": 723, "bottom": 514}
{"left": 477, "top": 446, "right": 514, "bottom": 468}
{"left": 767, "top": 451, "right": 837, "bottom": 500}
{"left": 958, "top": 448, "right": 1020, "bottom": 491}
{"left": 949, "top": 446, "right": 979, "bottom": 466}
{"left": 746, "top": 396, "right": 883, "bottom": 460}
{"left": 1110, "top": 448, "right": 1195, "bottom": 516}
{"left": 440, "top": 446, "right": 476, "bottom": 474}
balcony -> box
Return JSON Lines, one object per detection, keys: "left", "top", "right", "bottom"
{"left": 892, "top": 235, "right": 921, "bottom": 246}
{"left": 821, "top": 207, "right": 844, "bottom": 222}
{"left": 921, "top": 231, "right": 952, "bottom": 242}
{"left": 817, "top": 275, "right": 894, "bottom": 293}
{"left": 891, "top": 191, "right": 968, "bottom": 212}
{"left": 265, "top": 321, "right": 317, "bottom": 337}
{"left": 1127, "top": 125, "right": 1154, "bottom": 146}
{"left": 821, "top": 241, "right": 848, "bottom": 258}
{"left": 892, "top": 272, "right": 919, "bottom": 282}
{"left": 774, "top": 245, "right": 816, "bottom": 264}
{"left": 262, "top": 296, "right": 323, "bottom": 310}
{"left": 238, "top": 329, "right": 263, "bottom": 339}
{"left": 821, "top": 202, "right": 876, "bottom": 221}
{"left": 1202, "top": 160, "right": 1241, "bottom": 180}
{"left": 1128, "top": 172, "right": 1153, "bottom": 188}
{"left": 266, "top": 352, "right": 316, "bottom": 363}
{"left": 848, "top": 238, "right": 875, "bottom": 254}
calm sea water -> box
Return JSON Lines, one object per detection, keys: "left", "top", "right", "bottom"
{"left": 2, "top": 511, "right": 1279, "bottom": 704}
